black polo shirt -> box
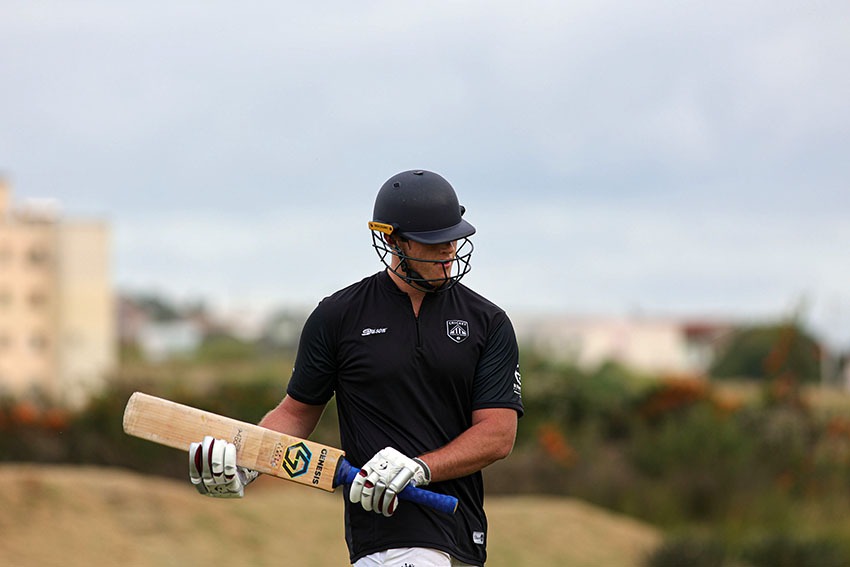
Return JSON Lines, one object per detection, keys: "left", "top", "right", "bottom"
{"left": 287, "top": 270, "right": 523, "bottom": 566}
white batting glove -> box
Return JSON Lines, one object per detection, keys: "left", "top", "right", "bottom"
{"left": 189, "top": 436, "right": 259, "bottom": 498}
{"left": 349, "top": 447, "right": 430, "bottom": 517}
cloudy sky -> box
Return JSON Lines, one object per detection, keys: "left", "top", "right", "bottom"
{"left": 2, "top": 1, "right": 849, "bottom": 346}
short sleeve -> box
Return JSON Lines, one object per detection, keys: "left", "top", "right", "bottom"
{"left": 472, "top": 311, "right": 523, "bottom": 416}
{"left": 286, "top": 301, "right": 338, "bottom": 405}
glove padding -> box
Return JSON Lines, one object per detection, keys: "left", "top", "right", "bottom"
{"left": 189, "top": 436, "right": 258, "bottom": 498}
{"left": 349, "top": 447, "right": 430, "bottom": 517}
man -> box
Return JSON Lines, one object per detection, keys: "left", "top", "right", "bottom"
{"left": 189, "top": 170, "right": 523, "bottom": 566}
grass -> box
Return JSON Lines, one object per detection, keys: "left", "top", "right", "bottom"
{"left": 0, "top": 464, "right": 661, "bottom": 567}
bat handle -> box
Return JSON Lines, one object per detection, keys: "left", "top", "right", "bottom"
{"left": 335, "top": 458, "right": 458, "bottom": 515}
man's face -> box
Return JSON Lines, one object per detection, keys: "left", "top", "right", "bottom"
{"left": 395, "top": 238, "right": 458, "bottom": 286}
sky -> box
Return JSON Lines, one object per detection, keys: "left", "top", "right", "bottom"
{"left": 2, "top": 1, "right": 849, "bottom": 348}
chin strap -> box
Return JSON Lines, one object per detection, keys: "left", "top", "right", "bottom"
{"left": 393, "top": 245, "right": 447, "bottom": 293}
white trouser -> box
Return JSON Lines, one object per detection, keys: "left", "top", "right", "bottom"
{"left": 353, "top": 547, "right": 479, "bottom": 567}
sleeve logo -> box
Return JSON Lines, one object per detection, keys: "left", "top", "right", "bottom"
{"left": 446, "top": 320, "right": 469, "bottom": 343}
{"left": 513, "top": 364, "right": 522, "bottom": 397}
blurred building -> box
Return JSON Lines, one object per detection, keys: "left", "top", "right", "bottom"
{"left": 513, "top": 314, "right": 733, "bottom": 376}
{"left": 0, "top": 178, "right": 115, "bottom": 407}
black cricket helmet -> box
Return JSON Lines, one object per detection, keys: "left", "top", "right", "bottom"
{"left": 369, "top": 169, "right": 475, "bottom": 292}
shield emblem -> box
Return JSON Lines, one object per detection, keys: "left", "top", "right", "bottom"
{"left": 446, "top": 320, "right": 469, "bottom": 343}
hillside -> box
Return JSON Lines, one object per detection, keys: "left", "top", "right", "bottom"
{"left": 0, "top": 465, "right": 661, "bottom": 566}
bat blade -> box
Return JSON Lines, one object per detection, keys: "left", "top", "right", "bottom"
{"left": 123, "top": 391, "right": 342, "bottom": 491}
{"left": 123, "top": 392, "right": 458, "bottom": 514}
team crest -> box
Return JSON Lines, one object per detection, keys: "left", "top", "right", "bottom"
{"left": 446, "top": 320, "right": 469, "bottom": 343}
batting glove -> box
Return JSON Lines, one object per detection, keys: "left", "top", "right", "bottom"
{"left": 349, "top": 447, "right": 431, "bottom": 516}
{"left": 189, "top": 436, "right": 259, "bottom": 498}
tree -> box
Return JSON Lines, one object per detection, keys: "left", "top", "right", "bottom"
{"left": 710, "top": 321, "right": 821, "bottom": 384}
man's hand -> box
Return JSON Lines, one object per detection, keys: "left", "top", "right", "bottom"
{"left": 189, "top": 436, "right": 258, "bottom": 498}
{"left": 349, "top": 447, "right": 431, "bottom": 516}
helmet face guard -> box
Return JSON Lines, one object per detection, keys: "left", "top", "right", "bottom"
{"left": 370, "top": 224, "right": 474, "bottom": 292}
{"left": 369, "top": 170, "right": 476, "bottom": 293}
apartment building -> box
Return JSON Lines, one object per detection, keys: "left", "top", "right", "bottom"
{"left": 0, "top": 178, "right": 115, "bottom": 407}
{"left": 512, "top": 313, "right": 732, "bottom": 376}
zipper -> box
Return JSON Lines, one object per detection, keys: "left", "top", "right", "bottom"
{"left": 412, "top": 294, "right": 429, "bottom": 349}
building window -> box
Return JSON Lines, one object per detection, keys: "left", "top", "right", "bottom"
{"left": 0, "top": 289, "right": 10, "bottom": 309}
{"left": 28, "top": 246, "right": 50, "bottom": 266}
{"left": 29, "top": 291, "right": 48, "bottom": 309}
{"left": 29, "top": 333, "right": 49, "bottom": 352}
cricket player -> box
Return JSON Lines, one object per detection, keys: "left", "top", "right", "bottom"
{"left": 190, "top": 170, "right": 523, "bottom": 566}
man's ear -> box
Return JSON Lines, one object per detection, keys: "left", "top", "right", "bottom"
{"left": 385, "top": 234, "right": 405, "bottom": 249}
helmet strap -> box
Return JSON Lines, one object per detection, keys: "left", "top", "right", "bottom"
{"left": 392, "top": 243, "right": 442, "bottom": 293}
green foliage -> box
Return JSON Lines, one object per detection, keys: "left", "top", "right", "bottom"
{"left": 518, "top": 351, "right": 641, "bottom": 442}
{"left": 503, "top": 349, "right": 850, "bottom": 548}
{"left": 130, "top": 294, "right": 184, "bottom": 322}
{"left": 645, "top": 536, "right": 728, "bottom": 567}
{"left": 630, "top": 405, "right": 756, "bottom": 496}
{"left": 742, "top": 535, "right": 850, "bottom": 567}
{"left": 646, "top": 534, "right": 850, "bottom": 567}
{"left": 710, "top": 322, "right": 821, "bottom": 383}
{"left": 196, "top": 334, "right": 260, "bottom": 362}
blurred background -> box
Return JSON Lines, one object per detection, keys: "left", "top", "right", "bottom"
{"left": 1, "top": 1, "right": 849, "bottom": 566}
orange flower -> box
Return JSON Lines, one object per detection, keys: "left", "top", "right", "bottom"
{"left": 42, "top": 408, "right": 69, "bottom": 431}
{"left": 11, "top": 402, "right": 40, "bottom": 426}
{"left": 537, "top": 423, "right": 577, "bottom": 467}
{"left": 639, "top": 377, "right": 709, "bottom": 420}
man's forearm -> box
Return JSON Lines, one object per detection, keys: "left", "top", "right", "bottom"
{"left": 418, "top": 408, "right": 517, "bottom": 483}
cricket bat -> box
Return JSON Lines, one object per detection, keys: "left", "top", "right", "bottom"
{"left": 123, "top": 392, "right": 458, "bottom": 514}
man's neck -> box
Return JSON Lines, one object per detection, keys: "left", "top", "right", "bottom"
{"left": 386, "top": 268, "right": 426, "bottom": 316}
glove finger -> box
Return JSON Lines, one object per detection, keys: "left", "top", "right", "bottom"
{"left": 349, "top": 468, "right": 369, "bottom": 503}
{"left": 359, "top": 469, "right": 381, "bottom": 512}
{"left": 371, "top": 480, "right": 388, "bottom": 515}
{"left": 201, "top": 436, "right": 216, "bottom": 483}
{"left": 360, "top": 482, "right": 375, "bottom": 512}
{"left": 387, "top": 467, "right": 415, "bottom": 495}
{"left": 380, "top": 488, "right": 399, "bottom": 517}
{"left": 211, "top": 439, "right": 229, "bottom": 484}
{"left": 189, "top": 442, "right": 208, "bottom": 494}
{"left": 223, "top": 443, "right": 238, "bottom": 480}
{"left": 189, "top": 442, "right": 203, "bottom": 482}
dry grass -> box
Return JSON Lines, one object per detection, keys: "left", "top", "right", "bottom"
{"left": 0, "top": 465, "right": 661, "bottom": 566}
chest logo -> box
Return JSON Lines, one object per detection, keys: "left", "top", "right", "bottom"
{"left": 361, "top": 327, "right": 388, "bottom": 336}
{"left": 446, "top": 320, "right": 469, "bottom": 343}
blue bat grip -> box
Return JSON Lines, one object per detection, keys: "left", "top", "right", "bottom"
{"left": 335, "top": 458, "right": 458, "bottom": 515}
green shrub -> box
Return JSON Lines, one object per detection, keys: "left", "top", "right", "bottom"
{"left": 742, "top": 535, "right": 850, "bottom": 567}
{"left": 645, "top": 536, "right": 729, "bottom": 567}
{"left": 710, "top": 322, "right": 821, "bottom": 383}
{"left": 196, "top": 334, "right": 259, "bottom": 362}
{"left": 519, "top": 354, "right": 639, "bottom": 441}
{"left": 628, "top": 405, "right": 760, "bottom": 523}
